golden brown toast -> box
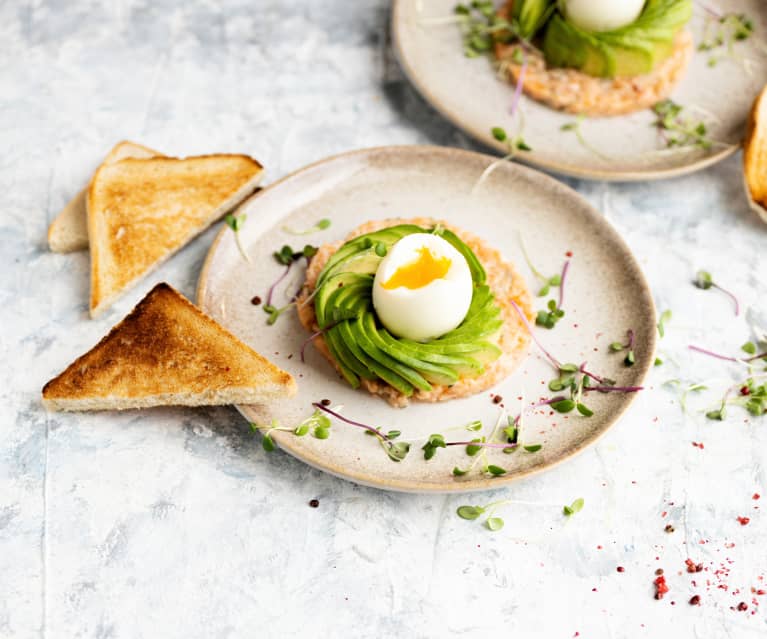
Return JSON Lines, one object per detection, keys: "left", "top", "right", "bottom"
{"left": 744, "top": 84, "right": 767, "bottom": 223}
{"left": 47, "top": 141, "right": 162, "bottom": 253}
{"left": 88, "top": 154, "right": 263, "bottom": 317}
{"left": 42, "top": 283, "right": 296, "bottom": 411}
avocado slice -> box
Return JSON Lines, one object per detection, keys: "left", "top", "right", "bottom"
{"left": 359, "top": 312, "right": 460, "bottom": 386}
{"left": 543, "top": 0, "right": 693, "bottom": 78}
{"left": 317, "top": 224, "right": 423, "bottom": 289}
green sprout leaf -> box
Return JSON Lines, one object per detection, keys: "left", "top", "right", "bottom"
{"left": 694, "top": 270, "right": 714, "bottom": 290}
{"left": 457, "top": 505, "right": 485, "bottom": 520}
{"left": 551, "top": 399, "right": 575, "bottom": 413}
{"left": 485, "top": 517, "right": 505, "bottom": 531}
{"left": 386, "top": 441, "right": 411, "bottom": 462}
{"left": 523, "top": 444, "right": 542, "bottom": 453}
{"left": 576, "top": 403, "right": 594, "bottom": 417}
{"left": 486, "top": 464, "right": 507, "bottom": 476}
{"left": 491, "top": 126, "right": 508, "bottom": 142}
{"left": 563, "top": 497, "right": 585, "bottom": 516}
{"left": 262, "top": 432, "right": 276, "bottom": 452}
{"left": 742, "top": 341, "right": 757, "bottom": 355}
{"left": 657, "top": 310, "right": 672, "bottom": 338}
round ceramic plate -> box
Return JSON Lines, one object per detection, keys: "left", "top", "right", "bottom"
{"left": 197, "top": 146, "right": 656, "bottom": 492}
{"left": 392, "top": 0, "right": 766, "bottom": 181}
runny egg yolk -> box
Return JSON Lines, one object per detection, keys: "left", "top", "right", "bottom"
{"left": 381, "top": 247, "right": 452, "bottom": 290}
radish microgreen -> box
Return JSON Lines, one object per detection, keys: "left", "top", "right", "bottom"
{"left": 225, "top": 213, "right": 250, "bottom": 262}
{"left": 698, "top": 10, "right": 754, "bottom": 66}
{"left": 456, "top": 496, "right": 585, "bottom": 532}
{"left": 561, "top": 116, "right": 610, "bottom": 160}
{"left": 657, "top": 310, "right": 672, "bottom": 338}
{"left": 653, "top": 101, "right": 718, "bottom": 151}
{"left": 609, "top": 329, "right": 636, "bottom": 367}
{"left": 694, "top": 270, "right": 740, "bottom": 316}
{"left": 282, "top": 219, "right": 331, "bottom": 235}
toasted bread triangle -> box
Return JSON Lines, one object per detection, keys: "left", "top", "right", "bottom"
{"left": 43, "top": 283, "right": 296, "bottom": 411}
{"left": 47, "top": 141, "right": 163, "bottom": 253}
{"left": 88, "top": 154, "right": 263, "bottom": 317}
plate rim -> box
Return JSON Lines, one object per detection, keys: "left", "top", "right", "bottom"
{"left": 390, "top": 0, "right": 740, "bottom": 182}
{"left": 197, "top": 144, "right": 657, "bottom": 493}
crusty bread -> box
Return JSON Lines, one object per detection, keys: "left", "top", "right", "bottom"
{"left": 47, "top": 141, "right": 162, "bottom": 253}
{"left": 88, "top": 154, "right": 263, "bottom": 317}
{"left": 744, "top": 84, "right": 767, "bottom": 223}
{"left": 43, "top": 283, "right": 296, "bottom": 411}
{"left": 495, "top": 30, "right": 694, "bottom": 116}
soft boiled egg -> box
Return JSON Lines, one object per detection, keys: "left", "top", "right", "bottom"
{"left": 561, "top": 0, "right": 646, "bottom": 33}
{"left": 372, "top": 233, "right": 473, "bottom": 342}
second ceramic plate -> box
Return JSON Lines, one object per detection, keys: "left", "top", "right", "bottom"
{"left": 197, "top": 146, "right": 655, "bottom": 492}
{"left": 392, "top": 0, "right": 766, "bottom": 180}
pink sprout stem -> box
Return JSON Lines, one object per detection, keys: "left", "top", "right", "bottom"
{"left": 712, "top": 283, "right": 740, "bottom": 316}
{"left": 688, "top": 345, "right": 739, "bottom": 362}
{"left": 512, "top": 396, "right": 567, "bottom": 426}
{"left": 509, "top": 300, "right": 561, "bottom": 370}
{"left": 509, "top": 52, "right": 527, "bottom": 118}
{"left": 312, "top": 402, "right": 390, "bottom": 441}
{"left": 579, "top": 362, "right": 605, "bottom": 384}
{"left": 266, "top": 263, "right": 292, "bottom": 307}
{"left": 558, "top": 259, "right": 571, "bottom": 309}
{"left": 586, "top": 385, "right": 644, "bottom": 393}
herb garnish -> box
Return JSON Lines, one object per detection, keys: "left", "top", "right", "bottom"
{"left": 609, "top": 329, "right": 636, "bottom": 367}
{"left": 312, "top": 402, "right": 411, "bottom": 462}
{"left": 657, "top": 309, "right": 672, "bottom": 338}
{"left": 693, "top": 270, "right": 740, "bottom": 316}
{"left": 457, "top": 496, "right": 585, "bottom": 532}
{"left": 282, "top": 219, "right": 331, "bottom": 235}
{"left": 561, "top": 116, "right": 610, "bottom": 160}
{"left": 652, "top": 101, "right": 719, "bottom": 151}
{"left": 454, "top": 1, "right": 515, "bottom": 59}
{"left": 225, "top": 213, "right": 250, "bottom": 262}
{"left": 262, "top": 244, "right": 318, "bottom": 325}
{"left": 251, "top": 409, "right": 333, "bottom": 451}
{"left": 563, "top": 497, "right": 585, "bottom": 517}
{"left": 698, "top": 9, "right": 754, "bottom": 66}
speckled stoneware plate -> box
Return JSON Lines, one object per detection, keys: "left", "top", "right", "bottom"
{"left": 392, "top": 0, "right": 766, "bottom": 181}
{"left": 197, "top": 146, "right": 655, "bottom": 492}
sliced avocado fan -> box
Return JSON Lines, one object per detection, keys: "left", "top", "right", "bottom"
{"left": 542, "top": 0, "right": 693, "bottom": 78}
{"left": 311, "top": 225, "right": 504, "bottom": 396}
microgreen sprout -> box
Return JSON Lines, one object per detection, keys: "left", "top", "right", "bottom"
{"left": 561, "top": 115, "right": 610, "bottom": 160}
{"left": 536, "top": 299, "right": 565, "bottom": 329}
{"left": 282, "top": 219, "right": 331, "bottom": 235}
{"left": 563, "top": 497, "right": 585, "bottom": 517}
{"left": 609, "top": 329, "right": 636, "bottom": 367}
{"left": 518, "top": 236, "right": 563, "bottom": 297}
{"left": 225, "top": 213, "right": 250, "bottom": 262}
{"left": 693, "top": 270, "right": 740, "bottom": 316}
{"left": 456, "top": 496, "right": 585, "bottom": 532}
{"left": 262, "top": 244, "right": 318, "bottom": 325}
{"left": 473, "top": 125, "right": 532, "bottom": 193}
{"left": 657, "top": 309, "right": 672, "bottom": 338}
{"left": 698, "top": 10, "right": 755, "bottom": 66}
{"left": 454, "top": 1, "right": 517, "bottom": 59}
{"left": 652, "top": 101, "right": 722, "bottom": 151}
{"left": 312, "top": 402, "right": 411, "bottom": 462}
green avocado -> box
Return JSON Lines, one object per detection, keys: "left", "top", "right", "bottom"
{"left": 542, "top": 0, "right": 693, "bottom": 78}
{"left": 311, "top": 224, "right": 507, "bottom": 393}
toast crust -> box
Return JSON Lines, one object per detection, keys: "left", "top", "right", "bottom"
{"left": 495, "top": 30, "right": 693, "bottom": 116}
{"left": 47, "top": 141, "right": 161, "bottom": 253}
{"left": 744, "top": 84, "right": 767, "bottom": 221}
{"left": 88, "top": 154, "right": 263, "bottom": 317}
{"left": 296, "top": 218, "right": 533, "bottom": 408}
{"left": 43, "top": 283, "right": 296, "bottom": 411}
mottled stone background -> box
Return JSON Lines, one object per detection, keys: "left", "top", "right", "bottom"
{"left": 1, "top": 1, "right": 766, "bottom": 637}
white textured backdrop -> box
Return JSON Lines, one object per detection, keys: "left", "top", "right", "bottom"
{"left": 1, "top": 1, "right": 766, "bottom": 637}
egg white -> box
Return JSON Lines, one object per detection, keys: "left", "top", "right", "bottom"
{"left": 562, "top": 0, "right": 646, "bottom": 32}
{"left": 372, "top": 233, "right": 473, "bottom": 342}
